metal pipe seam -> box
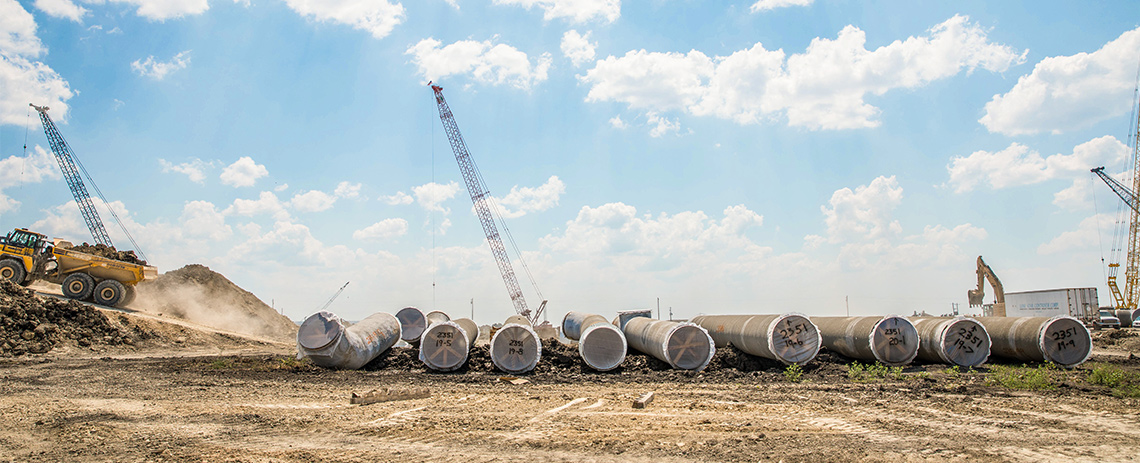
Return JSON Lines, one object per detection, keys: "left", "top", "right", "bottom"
{"left": 297, "top": 311, "right": 402, "bottom": 370}
{"left": 490, "top": 320, "right": 542, "bottom": 374}
{"left": 622, "top": 317, "right": 715, "bottom": 371}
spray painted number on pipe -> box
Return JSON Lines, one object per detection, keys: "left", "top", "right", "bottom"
{"left": 779, "top": 323, "right": 809, "bottom": 339}
{"left": 952, "top": 326, "right": 984, "bottom": 354}
{"left": 1051, "top": 327, "right": 1078, "bottom": 351}
{"left": 435, "top": 331, "right": 453, "bottom": 347}
{"left": 508, "top": 339, "right": 526, "bottom": 356}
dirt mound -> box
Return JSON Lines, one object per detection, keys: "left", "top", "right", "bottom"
{"left": 0, "top": 281, "right": 134, "bottom": 356}
{"left": 133, "top": 264, "right": 296, "bottom": 342}
{"left": 63, "top": 243, "right": 148, "bottom": 266}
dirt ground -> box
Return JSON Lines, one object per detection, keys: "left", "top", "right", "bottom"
{"left": 2, "top": 303, "right": 1140, "bottom": 462}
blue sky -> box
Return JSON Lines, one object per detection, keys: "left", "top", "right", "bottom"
{"left": 1, "top": 0, "right": 1138, "bottom": 324}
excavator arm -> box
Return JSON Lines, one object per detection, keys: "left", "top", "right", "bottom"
{"left": 967, "top": 256, "right": 1004, "bottom": 307}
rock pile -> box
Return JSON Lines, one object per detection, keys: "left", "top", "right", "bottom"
{"left": 0, "top": 281, "right": 133, "bottom": 357}
{"left": 64, "top": 243, "right": 148, "bottom": 266}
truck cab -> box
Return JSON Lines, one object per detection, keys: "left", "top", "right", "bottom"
{"left": 0, "top": 228, "right": 52, "bottom": 285}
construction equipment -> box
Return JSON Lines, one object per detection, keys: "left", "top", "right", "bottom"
{"left": 1092, "top": 166, "right": 1139, "bottom": 309}
{"left": 0, "top": 227, "right": 157, "bottom": 307}
{"left": 967, "top": 256, "right": 1006, "bottom": 317}
{"left": 429, "top": 83, "right": 548, "bottom": 325}
{"left": 316, "top": 281, "right": 350, "bottom": 312}
{"left": 30, "top": 104, "right": 148, "bottom": 261}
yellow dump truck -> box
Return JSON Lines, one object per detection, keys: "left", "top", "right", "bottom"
{"left": 0, "top": 228, "right": 157, "bottom": 307}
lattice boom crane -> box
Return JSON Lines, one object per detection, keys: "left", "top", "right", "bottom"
{"left": 31, "top": 104, "right": 113, "bottom": 247}
{"left": 430, "top": 83, "right": 547, "bottom": 324}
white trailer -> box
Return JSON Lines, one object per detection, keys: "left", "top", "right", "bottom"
{"left": 1003, "top": 288, "right": 1099, "bottom": 323}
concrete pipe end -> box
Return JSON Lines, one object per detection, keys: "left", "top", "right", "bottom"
{"left": 938, "top": 317, "right": 991, "bottom": 367}
{"left": 767, "top": 313, "right": 822, "bottom": 365}
{"left": 419, "top": 321, "right": 471, "bottom": 372}
{"left": 870, "top": 315, "right": 920, "bottom": 366}
{"left": 660, "top": 322, "right": 715, "bottom": 372}
{"left": 579, "top": 324, "right": 627, "bottom": 371}
{"left": 298, "top": 311, "right": 344, "bottom": 350}
{"left": 490, "top": 323, "right": 542, "bottom": 374}
{"left": 1038, "top": 316, "right": 1092, "bottom": 368}
{"left": 395, "top": 307, "right": 427, "bottom": 343}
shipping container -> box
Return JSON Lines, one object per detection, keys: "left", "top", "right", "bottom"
{"left": 1003, "top": 288, "right": 1099, "bottom": 323}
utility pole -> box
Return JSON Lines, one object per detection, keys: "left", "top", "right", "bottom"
{"left": 668, "top": 307, "right": 673, "bottom": 321}
{"left": 470, "top": 298, "right": 474, "bottom": 320}
{"left": 846, "top": 296, "right": 849, "bottom": 317}
{"left": 657, "top": 297, "right": 660, "bottom": 319}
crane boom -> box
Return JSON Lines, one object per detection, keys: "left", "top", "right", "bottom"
{"left": 430, "top": 83, "right": 545, "bottom": 324}
{"left": 30, "top": 104, "right": 113, "bottom": 247}
{"left": 317, "top": 281, "right": 350, "bottom": 312}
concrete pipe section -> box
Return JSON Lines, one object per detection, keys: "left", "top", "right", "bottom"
{"left": 395, "top": 307, "right": 427, "bottom": 344}
{"left": 911, "top": 317, "right": 990, "bottom": 367}
{"left": 813, "top": 316, "right": 919, "bottom": 366}
{"left": 490, "top": 316, "right": 542, "bottom": 374}
{"left": 297, "top": 311, "right": 401, "bottom": 370}
{"left": 975, "top": 316, "right": 1092, "bottom": 367}
{"left": 692, "top": 314, "right": 821, "bottom": 365}
{"left": 562, "top": 311, "right": 627, "bottom": 371}
{"left": 623, "top": 317, "right": 715, "bottom": 371}
{"left": 1114, "top": 310, "right": 1134, "bottom": 328}
{"left": 425, "top": 310, "right": 451, "bottom": 327}
{"left": 419, "top": 318, "right": 480, "bottom": 372}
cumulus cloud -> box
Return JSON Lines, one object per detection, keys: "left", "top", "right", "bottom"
{"left": 179, "top": 200, "right": 232, "bottom": 241}
{"left": 407, "top": 37, "right": 552, "bottom": 90}
{"left": 334, "top": 181, "right": 362, "bottom": 199}
{"left": 561, "top": 29, "right": 596, "bottom": 67}
{"left": 220, "top": 156, "right": 268, "bottom": 187}
{"left": 1038, "top": 213, "right": 1114, "bottom": 255}
{"left": 224, "top": 191, "right": 290, "bottom": 220}
{"left": 0, "top": 0, "right": 73, "bottom": 125}
{"left": 131, "top": 51, "right": 191, "bottom": 80}
{"left": 289, "top": 190, "right": 337, "bottom": 213}
{"left": 946, "top": 136, "right": 1130, "bottom": 210}
{"left": 750, "top": 0, "right": 812, "bottom": 11}
{"left": 412, "top": 181, "right": 460, "bottom": 213}
{"left": 107, "top": 0, "right": 210, "bottom": 20}
{"left": 581, "top": 15, "right": 1024, "bottom": 130}
{"left": 646, "top": 112, "right": 681, "bottom": 137}
{"left": 817, "top": 175, "right": 904, "bottom": 244}
{"left": 353, "top": 218, "right": 408, "bottom": 241}
{"left": 0, "top": 146, "right": 62, "bottom": 213}
{"left": 34, "top": 0, "right": 87, "bottom": 22}
{"left": 159, "top": 158, "right": 212, "bottom": 184}
{"left": 284, "top": 0, "right": 405, "bottom": 39}
{"left": 493, "top": 0, "right": 619, "bottom": 24}
{"left": 382, "top": 191, "right": 414, "bottom": 205}
{"left": 496, "top": 176, "right": 565, "bottom": 218}
{"left": 609, "top": 115, "right": 627, "bottom": 129}
{"left": 980, "top": 27, "right": 1140, "bottom": 135}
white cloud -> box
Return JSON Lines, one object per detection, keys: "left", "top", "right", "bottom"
{"left": 107, "top": 0, "right": 210, "bottom": 20}
{"left": 220, "top": 156, "right": 268, "bottom": 187}
{"left": 582, "top": 15, "right": 1024, "bottom": 130}
{"left": 0, "top": 146, "right": 61, "bottom": 213}
{"left": 946, "top": 136, "right": 1130, "bottom": 200}
{"left": 980, "top": 27, "right": 1140, "bottom": 135}
{"left": 818, "top": 175, "right": 904, "bottom": 243}
{"left": 412, "top": 181, "right": 460, "bottom": 213}
{"left": 353, "top": 218, "right": 408, "bottom": 241}
{"left": 407, "top": 37, "right": 552, "bottom": 90}
{"left": 179, "top": 200, "right": 232, "bottom": 241}
{"left": 289, "top": 190, "right": 337, "bottom": 213}
{"left": 224, "top": 191, "right": 290, "bottom": 221}
{"left": 1038, "top": 213, "right": 1114, "bottom": 255}
{"left": 0, "top": 0, "right": 73, "bottom": 125}
{"left": 494, "top": 0, "right": 619, "bottom": 24}
{"left": 158, "top": 158, "right": 212, "bottom": 184}
{"left": 750, "top": 0, "right": 812, "bottom": 12}
{"left": 382, "top": 191, "right": 414, "bottom": 205}
{"left": 646, "top": 112, "right": 680, "bottom": 137}
{"left": 34, "top": 0, "right": 87, "bottom": 22}
{"left": 561, "top": 29, "right": 596, "bottom": 67}
{"left": 274, "top": 183, "right": 289, "bottom": 192}
{"left": 131, "top": 50, "right": 191, "bottom": 80}
{"left": 496, "top": 175, "right": 565, "bottom": 218}
{"left": 608, "top": 115, "right": 627, "bottom": 129}
{"left": 334, "top": 181, "right": 362, "bottom": 199}
{"left": 284, "top": 0, "right": 405, "bottom": 39}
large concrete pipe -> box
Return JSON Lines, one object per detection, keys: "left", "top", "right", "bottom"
{"left": 395, "top": 307, "right": 427, "bottom": 343}
{"left": 1114, "top": 310, "right": 1134, "bottom": 328}
{"left": 297, "top": 311, "right": 401, "bottom": 369}
{"left": 813, "top": 316, "right": 919, "bottom": 366}
{"left": 975, "top": 316, "right": 1092, "bottom": 367}
{"left": 562, "top": 311, "right": 627, "bottom": 371}
{"left": 691, "top": 314, "right": 821, "bottom": 365}
{"left": 622, "top": 317, "right": 715, "bottom": 371}
{"left": 490, "top": 316, "right": 542, "bottom": 374}
{"left": 425, "top": 310, "right": 451, "bottom": 326}
{"left": 419, "top": 317, "right": 480, "bottom": 371}
{"left": 911, "top": 317, "right": 990, "bottom": 367}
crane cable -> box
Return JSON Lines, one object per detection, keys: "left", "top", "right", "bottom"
{"left": 68, "top": 142, "right": 149, "bottom": 263}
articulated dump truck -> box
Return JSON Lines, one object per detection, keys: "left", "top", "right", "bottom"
{"left": 0, "top": 228, "right": 157, "bottom": 308}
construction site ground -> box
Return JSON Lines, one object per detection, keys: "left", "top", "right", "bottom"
{"left": 3, "top": 303, "right": 1140, "bottom": 463}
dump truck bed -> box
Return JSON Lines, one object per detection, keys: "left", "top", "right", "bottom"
{"left": 51, "top": 247, "right": 157, "bottom": 285}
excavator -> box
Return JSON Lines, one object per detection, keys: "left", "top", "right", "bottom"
{"left": 967, "top": 256, "right": 1006, "bottom": 317}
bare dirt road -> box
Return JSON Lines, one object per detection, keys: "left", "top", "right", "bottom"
{"left": 2, "top": 326, "right": 1140, "bottom": 463}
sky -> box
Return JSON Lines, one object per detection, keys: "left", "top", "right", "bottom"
{"left": 1, "top": 0, "right": 1139, "bottom": 325}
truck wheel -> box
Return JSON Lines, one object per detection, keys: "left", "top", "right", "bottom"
{"left": 62, "top": 273, "right": 96, "bottom": 301}
{"left": 0, "top": 260, "right": 25, "bottom": 285}
{"left": 93, "top": 280, "right": 127, "bottom": 307}
{"left": 122, "top": 285, "right": 137, "bottom": 306}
